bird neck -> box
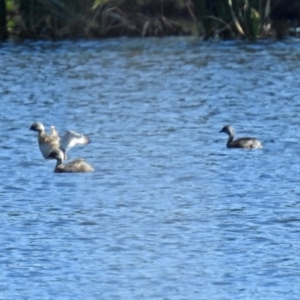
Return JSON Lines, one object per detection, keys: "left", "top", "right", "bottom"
{"left": 56, "top": 159, "right": 63, "bottom": 168}
{"left": 38, "top": 130, "right": 45, "bottom": 136}
{"left": 227, "top": 131, "right": 234, "bottom": 145}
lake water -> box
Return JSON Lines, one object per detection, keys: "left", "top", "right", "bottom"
{"left": 1, "top": 37, "right": 300, "bottom": 299}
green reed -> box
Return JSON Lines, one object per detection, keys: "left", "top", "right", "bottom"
{"left": 9, "top": 0, "right": 189, "bottom": 39}
{"left": 192, "top": 0, "right": 271, "bottom": 40}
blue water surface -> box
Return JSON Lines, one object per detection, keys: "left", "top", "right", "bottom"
{"left": 1, "top": 37, "right": 300, "bottom": 299}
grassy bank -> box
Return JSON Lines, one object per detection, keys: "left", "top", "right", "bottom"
{"left": 0, "top": 0, "right": 298, "bottom": 40}
{"left": 2, "top": 0, "right": 192, "bottom": 40}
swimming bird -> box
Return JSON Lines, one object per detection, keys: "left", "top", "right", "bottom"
{"left": 48, "top": 149, "right": 94, "bottom": 173}
{"left": 29, "top": 122, "right": 90, "bottom": 159}
{"left": 219, "top": 125, "right": 263, "bottom": 149}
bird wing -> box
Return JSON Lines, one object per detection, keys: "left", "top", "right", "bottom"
{"left": 60, "top": 130, "right": 90, "bottom": 152}
{"left": 50, "top": 126, "right": 59, "bottom": 139}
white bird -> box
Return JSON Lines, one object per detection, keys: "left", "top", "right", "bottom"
{"left": 30, "top": 122, "right": 90, "bottom": 159}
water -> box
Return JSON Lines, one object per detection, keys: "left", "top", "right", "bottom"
{"left": 1, "top": 37, "right": 300, "bottom": 299}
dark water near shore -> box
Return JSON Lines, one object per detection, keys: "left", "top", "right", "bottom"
{"left": 1, "top": 37, "right": 300, "bottom": 299}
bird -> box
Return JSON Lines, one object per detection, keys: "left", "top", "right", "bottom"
{"left": 48, "top": 149, "right": 94, "bottom": 173}
{"left": 29, "top": 122, "right": 90, "bottom": 159}
{"left": 219, "top": 125, "right": 263, "bottom": 149}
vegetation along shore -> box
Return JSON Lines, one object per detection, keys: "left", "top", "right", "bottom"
{"left": 0, "top": 0, "right": 299, "bottom": 41}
